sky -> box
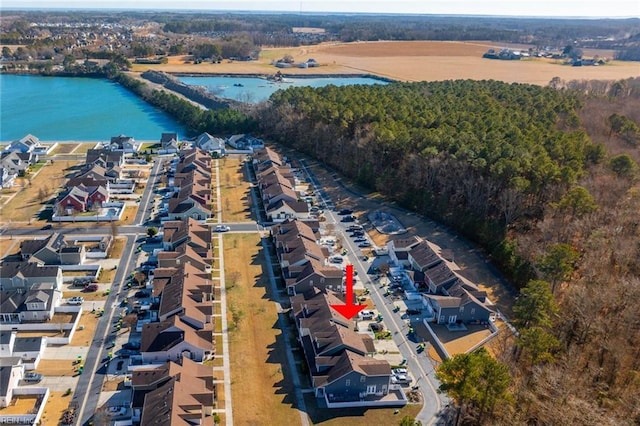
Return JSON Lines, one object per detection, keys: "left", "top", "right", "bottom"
{"left": 1, "top": 0, "right": 639, "bottom": 18}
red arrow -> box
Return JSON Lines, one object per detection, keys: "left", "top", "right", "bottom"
{"left": 331, "top": 264, "right": 366, "bottom": 320}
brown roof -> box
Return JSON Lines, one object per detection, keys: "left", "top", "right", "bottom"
{"left": 140, "top": 316, "right": 213, "bottom": 353}
{"left": 390, "top": 236, "right": 422, "bottom": 250}
{"left": 408, "top": 241, "right": 442, "bottom": 270}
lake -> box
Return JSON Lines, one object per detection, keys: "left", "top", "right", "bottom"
{"left": 177, "top": 75, "right": 387, "bottom": 103}
{"left": 0, "top": 74, "right": 186, "bottom": 142}
{"left": 1, "top": 74, "right": 387, "bottom": 142}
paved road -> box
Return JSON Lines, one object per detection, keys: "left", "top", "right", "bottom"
{"left": 72, "top": 233, "right": 139, "bottom": 425}
{"left": 299, "top": 159, "right": 450, "bottom": 425}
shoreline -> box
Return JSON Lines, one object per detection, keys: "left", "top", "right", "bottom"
{"left": 169, "top": 71, "right": 397, "bottom": 83}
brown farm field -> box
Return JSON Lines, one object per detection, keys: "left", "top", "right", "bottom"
{"left": 132, "top": 41, "right": 640, "bottom": 86}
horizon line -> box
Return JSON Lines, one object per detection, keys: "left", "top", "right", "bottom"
{"left": 1, "top": 7, "right": 638, "bottom": 19}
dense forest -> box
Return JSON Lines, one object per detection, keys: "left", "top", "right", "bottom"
{"left": 252, "top": 78, "right": 640, "bottom": 424}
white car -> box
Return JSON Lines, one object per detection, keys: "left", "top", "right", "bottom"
{"left": 359, "top": 310, "right": 375, "bottom": 320}
{"left": 214, "top": 225, "right": 231, "bottom": 232}
{"left": 67, "top": 296, "right": 84, "bottom": 305}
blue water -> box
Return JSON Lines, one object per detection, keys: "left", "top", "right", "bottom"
{"left": 177, "top": 75, "right": 387, "bottom": 103}
{"left": 1, "top": 74, "right": 386, "bottom": 141}
{"left": 0, "top": 74, "right": 185, "bottom": 141}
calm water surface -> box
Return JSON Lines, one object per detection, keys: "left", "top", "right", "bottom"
{"left": 1, "top": 74, "right": 386, "bottom": 141}
{"left": 0, "top": 74, "right": 185, "bottom": 141}
{"left": 177, "top": 75, "right": 387, "bottom": 103}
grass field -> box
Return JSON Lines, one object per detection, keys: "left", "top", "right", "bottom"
{"left": 40, "top": 391, "right": 72, "bottom": 426}
{"left": 0, "top": 238, "right": 20, "bottom": 258}
{"left": 35, "top": 359, "right": 78, "bottom": 376}
{"left": 130, "top": 40, "right": 640, "bottom": 86}
{"left": 70, "top": 312, "right": 101, "bottom": 346}
{"left": 0, "top": 160, "right": 78, "bottom": 223}
{"left": 51, "top": 143, "right": 79, "bottom": 155}
{"left": 218, "top": 157, "right": 253, "bottom": 222}
{"left": 223, "top": 233, "right": 301, "bottom": 425}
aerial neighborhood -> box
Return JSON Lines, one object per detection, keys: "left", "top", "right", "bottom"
{"left": 0, "top": 132, "right": 502, "bottom": 424}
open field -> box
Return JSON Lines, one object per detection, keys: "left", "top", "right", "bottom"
{"left": 218, "top": 157, "right": 253, "bottom": 222}
{"left": 52, "top": 143, "right": 79, "bottom": 155}
{"left": 0, "top": 159, "right": 78, "bottom": 223}
{"left": 40, "top": 391, "right": 72, "bottom": 426}
{"left": 131, "top": 41, "right": 640, "bottom": 86}
{"left": 71, "top": 142, "right": 98, "bottom": 155}
{"left": 223, "top": 233, "right": 301, "bottom": 425}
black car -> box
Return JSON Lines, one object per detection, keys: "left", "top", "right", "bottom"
{"left": 338, "top": 209, "right": 353, "bottom": 215}
{"left": 135, "top": 290, "right": 150, "bottom": 298}
{"left": 406, "top": 309, "right": 422, "bottom": 315}
{"left": 123, "top": 341, "right": 141, "bottom": 350}
{"left": 340, "top": 215, "right": 355, "bottom": 223}
{"left": 350, "top": 231, "right": 364, "bottom": 236}
{"left": 41, "top": 224, "right": 52, "bottom": 230}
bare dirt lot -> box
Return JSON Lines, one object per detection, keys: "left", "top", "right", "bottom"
{"left": 132, "top": 41, "right": 640, "bottom": 86}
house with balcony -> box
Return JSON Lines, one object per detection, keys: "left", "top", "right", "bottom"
{"left": 0, "top": 287, "right": 62, "bottom": 323}
{"left": 290, "top": 288, "right": 406, "bottom": 408}
{"left": 132, "top": 358, "right": 216, "bottom": 425}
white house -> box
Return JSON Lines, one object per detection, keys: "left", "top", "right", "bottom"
{"left": 0, "top": 359, "right": 24, "bottom": 408}
{"left": 108, "top": 135, "right": 140, "bottom": 153}
{"left": 5, "top": 134, "right": 41, "bottom": 154}
{"left": 193, "top": 132, "right": 225, "bottom": 157}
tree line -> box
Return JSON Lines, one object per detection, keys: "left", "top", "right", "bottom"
{"left": 250, "top": 79, "right": 640, "bottom": 424}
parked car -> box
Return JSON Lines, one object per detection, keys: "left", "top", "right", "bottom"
{"left": 41, "top": 224, "right": 52, "bottom": 230}
{"left": 135, "top": 290, "right": 150, "bottom": 298}
{"left": 406, "top": 308, "right": 422, "bottom": 315}
{"left": 391, "top": 373, "right": 413, "bottom": 384}
{"left": 353, "top": 237, "right": 367, "bottom": 243}
{"left": 359, "top": 310, "right": 375, "bottom": 320}
{"left": 123, "top": 341, "right": 140, "bottom": 350}
{"left": 350, "top": 230, "right": 365, "bottom": 237}
{"left": 347, "top": 225, "right": 363, "bottom": 231}
{"left": 338, "top": 209, "right": 353, "bottom": 215}
{"left": 340, "top": 215, "right": 355, "bottom": 223}
{"left": 358, "top": 242, "right": 372, "bottom": 247}
{"left": 393, "top": 368, "right": 408, "bottom": 375}
{"left": 214, "top": 225, "right": 231, "bottom": 232}
{"left": 329, "top": 256, "right": 343, "bottom": 264}
{"left": 67, "top": 296, "right": 84, "bottom": 305}
{"left": 24, "top": 372, "right": 43, "bottom": 382}
{"left": 83, "top": 284, "right": 99, "bottom": 292}
{"left": 369, "top": 323, "right": 384, "bottom": 332}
